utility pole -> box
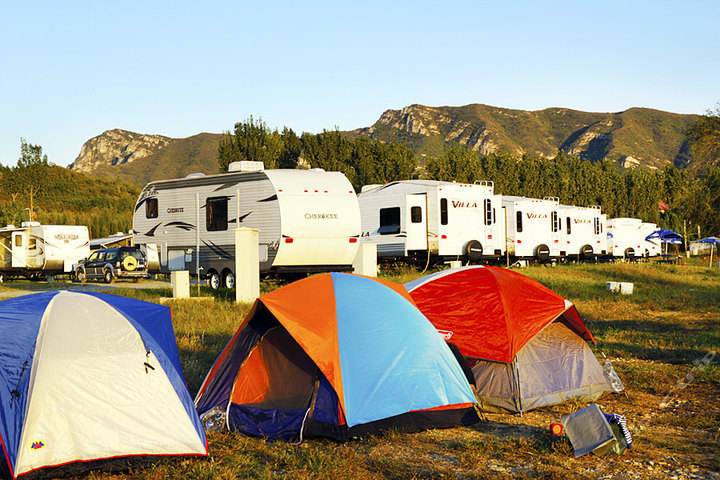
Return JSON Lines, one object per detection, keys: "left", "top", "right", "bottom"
{"left": 683, "top": 220, "right": 688, "bottom": 257}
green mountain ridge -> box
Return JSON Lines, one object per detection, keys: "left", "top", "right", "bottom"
{"left": 69, "top": 103, "right": 704, "bottom": 186}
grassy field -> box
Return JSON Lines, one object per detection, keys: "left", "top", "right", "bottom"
{"left": 1, "top": 262, "right": 718, "bottom": 479}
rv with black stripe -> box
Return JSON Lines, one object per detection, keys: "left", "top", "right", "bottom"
{"left": 132, "top": 162, "right": 361, "bottom": 289}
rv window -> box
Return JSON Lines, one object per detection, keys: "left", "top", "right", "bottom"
{"left": 379, "top": 207, "right": 401, "bottom": 234}
{"left": 440, "top": 198, "right": 448, "bottom": 225}
{"left": 206, "top": 197, "right": 229, "bottom": 231}
{"left": 551, "top": 211, "right": 560, "bottom": 232}
{"left": 516, "top": 211, "right": 523, "bottom": 233}
{"left": 492, "top": 208, "right": 496, "bottom": 224}
{"left": 594, "top": 217, "right": 600, "bottom": 235}
{"left": 410, "top": 206, "right": 423, "bottom": 224}
{"left": 14, "top": 235, "right": 22, "bottom": 247}
{"left": 566, "top": 217, "right": 572, "bottom": 235}
{"left": 145, "top": 198, "right": 158, "bottom": 219}
{"left": 484, "top": 199, "right": 492, "bottom": 225}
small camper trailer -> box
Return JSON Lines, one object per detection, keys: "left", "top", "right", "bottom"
{"left": 558, "top": 205, "right": 607, "bottom": 259}
{"left": 502, "top": 196, "right": 561, "bottom": 261}
{"left": 132, "top": 162, "right": 361, "bottom": 289}
{"left": 358, "top": 180, "right": 504, "bottom": 263}
{"left": 0, "top": 222, "right": 90, "bottom": 280}
{"left": 607, "top": 218, "right": 644, "bottom": 258}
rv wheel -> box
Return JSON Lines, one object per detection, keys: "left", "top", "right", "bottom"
{"left": 103, "top": 269, "right": 114, "bottom": 284}
{"left": 580, "top": 245, "right": 594, "bottom": 258}
{"left": 535, "top": 244, "right": 551, "bottom": 262}
{"left": 222, "top": 270, "right": 235, "bottom": 289}
{"left": 624, "top": 248, "right": 635, "bottom": 259}
{"left": 465, "top": 240, "right": 484, "bottom": 262}
{"left": 207, "top": 270, "right": 221, "bottom": 290}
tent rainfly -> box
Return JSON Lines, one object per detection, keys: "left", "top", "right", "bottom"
{"left": 406, "top": 266, "right": 614, "bottom": 413}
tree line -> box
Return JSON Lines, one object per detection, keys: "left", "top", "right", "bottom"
{"left": 220, "top": 114, "right": 720, "bottom": 238}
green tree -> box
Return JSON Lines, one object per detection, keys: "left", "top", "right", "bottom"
{"left": 218, "top": 116, "right": 284, "bottom": 171}
{"left": 17, "top": 138, "right": 49, "bottom": 168}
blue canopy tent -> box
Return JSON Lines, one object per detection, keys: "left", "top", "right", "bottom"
{"left": 645, "top": 229, "right": 683, "bottom": 244}
{"left": 645, "top": 229, "right": 683, "bottom": 255}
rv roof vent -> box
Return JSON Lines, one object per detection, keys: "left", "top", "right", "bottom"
{"left": 185, "top": 172, "right": 206, "bottom": 179}
{"left": 361, "top": 184, "right": 382, "bottom": 193}
{"left": 228, "top": 161, "right": 265, "bottom": 173}
{"left": 21, "top": 221, "right": 41, "bottom": 227}
{"left": 310, "top": 168, "right": 325, "bottom": 172}
{"left": 5, "top": 224, "right": 15, "bottom": 229}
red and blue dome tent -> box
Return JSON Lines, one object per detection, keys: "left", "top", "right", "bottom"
{"left": 0, "top": 291, "right": 207, "bottom": 480}
{"left": 195, "top": 273, "right": 479, "bottom": 441}
{"left": 406, "top": 266, "right": 613, "bottom": 413}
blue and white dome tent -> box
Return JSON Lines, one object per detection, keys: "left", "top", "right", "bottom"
{"left": 0, "top": 291, "right": 207, "bottom": 479}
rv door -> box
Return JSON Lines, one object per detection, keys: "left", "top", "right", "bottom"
{"left": 11, "top": 231, "right": 28, "bottom": 268}
{"left": 405, "top": 194, "right": 428, "bottom": 252}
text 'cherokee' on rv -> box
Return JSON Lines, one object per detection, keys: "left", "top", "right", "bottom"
{"left": 358, "top": 180, "right": 504, "bottom": 264}
{"left": 132, "top": 161, "right": 361, "bottom": 289}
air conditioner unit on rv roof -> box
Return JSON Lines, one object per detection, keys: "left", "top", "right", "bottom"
{"left": 228, "top": 161, "right": 265, "bottom": 172}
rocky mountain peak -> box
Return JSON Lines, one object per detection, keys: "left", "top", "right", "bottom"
{"left": 69, "top": 129, "right": 172, "bottom": 173}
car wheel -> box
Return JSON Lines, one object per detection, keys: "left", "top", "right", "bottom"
{"left": 223, "top": 270, "right": 235, "bottom": 289}
{"left": 103, "top": 269, "right": 114, "bottom": 284}
{"left": 207, "top": 270, "right": 221, "bottom": 291}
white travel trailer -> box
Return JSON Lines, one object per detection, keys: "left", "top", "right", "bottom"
{"left": 557, "top": 205, "right": 607, "bottom": 259}
{"left": 502, "top": 196, "right": 561, "bottom": 261}
{"left": 0, "top": 222, "right": 90, "bottom": 280}
{"left": 358, "top": 180, "right": 504, "bottom": 263}
{"left": 132, "top": 162, "right": 361, "bottom": 289}
{"left": 607, "top": 218, "right": 644, "bottom": 258}
{"left": 638, "top": 222, "right": 662, "bottom": 257}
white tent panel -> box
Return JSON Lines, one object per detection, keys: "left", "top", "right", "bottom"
{"left": 16, "top": 292, "right": 205, "bottom": 475}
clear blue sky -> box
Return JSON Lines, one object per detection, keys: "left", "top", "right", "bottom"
{"left": 1, "top": 1, "right": 718, "bottom": 166}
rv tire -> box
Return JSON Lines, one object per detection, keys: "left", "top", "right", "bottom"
{"left": 207, "top": 270, "right": 221, "bottom": 291}
{"left": 222, "top": 269, "right": 235, "bottom": 290}
{"left": 465, "top": 240, "right": 484, "bottom": 262}
{"left": 535, "top": 244, "right": 551, "bottom": 262}
{"left": 624, "top": 248, "right": 635, "bottom": 259}
{"left": 580, "top": 244, "right": 594, "bottom": 258}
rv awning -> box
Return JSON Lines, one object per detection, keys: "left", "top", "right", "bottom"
{"left": 645, "top": 229, "right": 683, "bottom": 244}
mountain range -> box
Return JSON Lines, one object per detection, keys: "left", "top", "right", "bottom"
{"left": 69, "top": 103, "right": 701, "bottom": 185}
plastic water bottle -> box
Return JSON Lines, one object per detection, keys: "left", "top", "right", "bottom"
{"left": 602, "top": 354, "right": 625, "bottom": 393}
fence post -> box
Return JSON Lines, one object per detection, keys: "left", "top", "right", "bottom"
{"left": 353, "top": 243, "right": 377, "bottom": 277}
{"left": 235, "top": 227, "right": 260, "bottom": 304}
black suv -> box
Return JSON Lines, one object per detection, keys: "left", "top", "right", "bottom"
{"left": 74, "top": 247, "right": 148, "bottom": 283}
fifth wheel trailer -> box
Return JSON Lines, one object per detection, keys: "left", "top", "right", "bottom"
{"left": 132, "top": 162, "right": 361, "bottom": 289}
{"left": 358, "top": 180, "right": 505, "bottom": 263}
{"left": 0, "top": 222, "right": 90, "bottom": 281}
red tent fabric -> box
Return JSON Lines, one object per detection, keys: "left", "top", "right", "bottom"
{"left": 406, "top": 266, "right": 594, "bottom": 363}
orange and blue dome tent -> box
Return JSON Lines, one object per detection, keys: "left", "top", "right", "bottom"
{"left": 194, "top": 273, "right": 479, "bottom": 441}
